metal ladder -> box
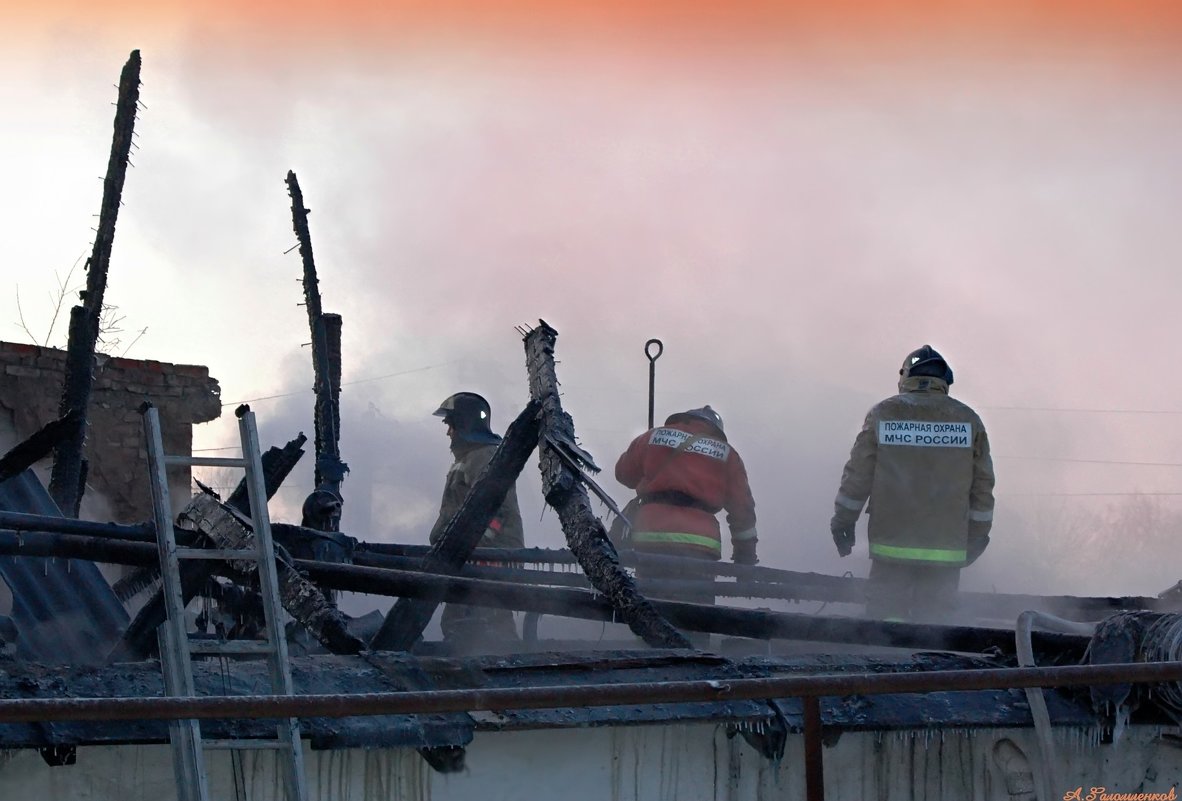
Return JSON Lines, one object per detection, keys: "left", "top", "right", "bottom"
{"left": 142, "top": 403, "right": 308, "bottom": 801}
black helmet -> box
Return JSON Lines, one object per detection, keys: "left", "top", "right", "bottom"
{"left": 900, "top": 345, "right": 954, "bottom": 386}
{"left": 666, "top": 405, "right": 725, "bottom": 436}
{"left": 433, "top": 392, "right": 502, "bottom": 445}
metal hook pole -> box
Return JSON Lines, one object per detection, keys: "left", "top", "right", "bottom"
{"left": 645, "top": 339, "right": 664, "bottom": 429}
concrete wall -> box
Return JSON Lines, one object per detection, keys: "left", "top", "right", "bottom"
{"left": 0, "top": 341, "right": 221, "bottom": 523}
{"left": 0, "top": 723, "right": 1177, "bottom": 800}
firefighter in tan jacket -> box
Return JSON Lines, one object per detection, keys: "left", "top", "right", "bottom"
{"left": 830, "top": 345, "right": 995, "bottom": 621}
{"left": 430, "top": 392, "right": 525, "bottom": 646}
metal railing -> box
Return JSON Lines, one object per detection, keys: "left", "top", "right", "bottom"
{"left": 0, "top": 657, "right": 1178, "bottom": 801}
{"left": 0, "top": 658, "right": 1178, "bottom": 722}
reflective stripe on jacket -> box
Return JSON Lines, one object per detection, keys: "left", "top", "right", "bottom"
{"left": 615, "top": 418, "right": 757, "bottom": 560}
{"left": 429, "top": 441, "right": 525, "bottom": 549}
{"left": 835, "top": 376, "right": 995, "bottom": 565}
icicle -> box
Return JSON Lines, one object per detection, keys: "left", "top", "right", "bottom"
{"left": 1112, "top": 704, "right": 1131, "bottom": 746}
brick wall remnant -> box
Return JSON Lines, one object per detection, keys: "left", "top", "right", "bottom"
{"left": 0, "top": 341, "right": 221, "bottom": 522}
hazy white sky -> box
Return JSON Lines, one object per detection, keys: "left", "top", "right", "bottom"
{"left": 3, "top": 5, "right": 1182, "bottom": 605}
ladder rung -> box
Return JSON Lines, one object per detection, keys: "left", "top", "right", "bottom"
{"left": 165, "top": 455, "right": 248, "bottom": 468}
{"left": 203, "top": 738, "right": 293, "bottom": 751}
{"left": 188, "top": 640, "right": 275, "bottom": 656}
{"left": 175, "top": 547, "right": 260, "bottom": 561}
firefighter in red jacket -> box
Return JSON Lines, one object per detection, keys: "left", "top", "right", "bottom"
{"left": 615, "top": 405, "right": 758, "bottom": 567}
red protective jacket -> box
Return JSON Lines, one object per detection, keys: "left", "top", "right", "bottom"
{"left": 615, "top": 418, "right": 757, "bottom": 560}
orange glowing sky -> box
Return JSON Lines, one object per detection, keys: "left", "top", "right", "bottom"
{"left": 9, "top": 0, "right": 1182, "bottom": 53}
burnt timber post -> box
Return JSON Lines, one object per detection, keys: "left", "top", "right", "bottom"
{"left": 286, "top": 171, "right": 348, "bottom": 532}
{"left": 49, "top": 50, "right": 142, "bottom": 517}
{"left": 523, "top": 320, "right": 690, "bottom": 649}
{"left": 369, "top": 400, "right": 542, "bottom": 651}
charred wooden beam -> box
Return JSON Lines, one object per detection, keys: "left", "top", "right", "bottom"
{"left": 0, "top": 505, "right": 1164, "bottom": 623}
{"left": 0, "top": 529, "right": 1091, "bottom": 659}
{"left": 357, "top": 542, "right": 1174, "bottom": 621}
{"left": 49, "top": 309, "right": 93, "bottom": 518}
{"left": 176, "top": 493, "right": 365, "bottom": 655}
{"left": 309, "top": 566, "right": 1093, "bottom": 659}
{"left": 359, "top": 543, "right": 576, "bottom": 562}
{"left": 225, "top": 432, "right": 308, "bottom": 514}
{"left": 108, "top": 433, "right": 307, "bottom": 661}
{"left": 49, "top": 51, "right": 142, "bottom": 517}
{"left": 0, "top": 410, "right": 84, "bottom": 485}
{"left": 318, "top": 314, "right": 344, "bottom": 491}
{"left": 0, "top": 510, "right": 155, "bottom": 540}
{"left": 370, "top": 400, "right": 542, "bottom": 651}
{"left": 286, "top": 170, "right": 324, "bottom": 325}
{"left": 0, "top": 512, "right": 829, "bottom": 605}
{"left": 523, "top": 320, "right": 689, "bottom": 649}
{"left": 356, "top": 550, "right": 849, "bottom": 603}
{"left": 115, "top": 431, "right": 311, "bottom": 610}
{"left": 0, "top": 529, "right": 158, "bottom": 565}
{"left": 286, "top": 171, "right": 348, "bottom": 530}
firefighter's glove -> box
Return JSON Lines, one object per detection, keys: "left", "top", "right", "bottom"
{"left": 831, "top": 524, "right": 855, "bottom": 558}
{"left": 830, "top": 506, "right": 859, "bottom": 558}
{"left": 732, "top": 538, "right": 758, "bottom": 566}
{"left": 965, "top": 519, "right": 992, "bottom": 566}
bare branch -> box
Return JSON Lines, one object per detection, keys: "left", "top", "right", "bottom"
{"left": 45, "top": 254, "right": 85, "bottom": 343}
{"left": 120, "top": 326, "right": 148, "bottom": 358}
{"left": 13, "top": 252, "right": 89, "bottom": 348}
{"left": 14, "top": 286, "right": 41, "bottom": 345}
{"left": 96, "top": 301, "right": 127, "bottom": 354}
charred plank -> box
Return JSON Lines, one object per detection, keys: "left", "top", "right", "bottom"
{"left": 108, "top": 433, "right": 307, "bottom": 661}
{"left": 523, "top": 320, "right": 689, "bottom": 649}
{"left": 175, "top": 493, "right": 365, "bottom": 655}
{"left": 0, "top": 529, "right": 1091, "bottom": 659}
{"left": 355, "top": 542, "right": 1176, "bottom": 621}
{"left": 0, "top": 410, "right": 84, "bottom": 485}
{"left": 370, "top": 400, "right": 541, "bottom": 651}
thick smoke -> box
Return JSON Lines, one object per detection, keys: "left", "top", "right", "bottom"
{"left": 5, "top": 30, "right": 1182, "bottom": 615}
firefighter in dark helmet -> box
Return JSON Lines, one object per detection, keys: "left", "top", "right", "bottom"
{"left": 829, "top": 346, "right": 995, "bottom": 622}
{"left": 430, "top": 392, "right": 525, "bottom": 645}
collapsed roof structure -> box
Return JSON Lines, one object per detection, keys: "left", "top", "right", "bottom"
{"left": 2, "top": 49, "right": 1181, "bottom": 801}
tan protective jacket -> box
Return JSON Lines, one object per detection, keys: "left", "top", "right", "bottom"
{"left": 834, "top": 376, "right": 995, "bottom": 565}
{"left": 429, "top": 441, "right": 524, "bottom": 550}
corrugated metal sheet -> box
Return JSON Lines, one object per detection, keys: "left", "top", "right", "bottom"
{"left": 0, "top": 469, "right": 128, "bottom": 664}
